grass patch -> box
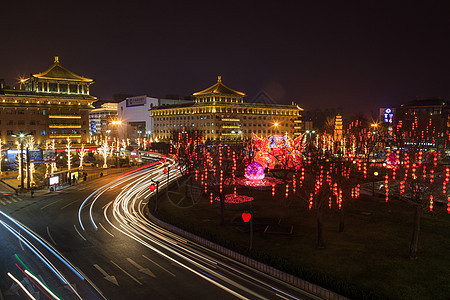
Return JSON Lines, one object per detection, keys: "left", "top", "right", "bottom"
{"left": 151, "top": 179, "right": 450, "bottom": 299}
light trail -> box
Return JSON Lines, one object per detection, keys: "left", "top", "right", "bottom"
{"left": 79, "top": 153, "right": 313, "bottom": 300}
{"left": 8, "top": 272, "right": 36, "bottom": 300}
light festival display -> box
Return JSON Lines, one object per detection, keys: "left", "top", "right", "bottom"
{"left": 245, "top": 162, "right": 265, "bottom": 180}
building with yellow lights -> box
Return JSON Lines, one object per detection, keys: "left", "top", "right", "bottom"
{"left": 89, "top": 102, "right": 119, "bottom": 138}
{"left": 0, "top": 57, "right": 96, "bottom": 146}
{"left": 151, "top": 77, "right": 303, "bottom": 141}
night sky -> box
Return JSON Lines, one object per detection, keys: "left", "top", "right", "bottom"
{"left": 1, "top": 1, "right": 450, "bottom": 116}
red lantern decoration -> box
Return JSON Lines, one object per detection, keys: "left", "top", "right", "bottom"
{"left": 242, "top": 212, "right": 252, "bottom": 223}
{"left": 149, "top": 184, "right": 156, "bottom": 192}
{"left": 163, "top": 168, "right": 168, "bottom": 174}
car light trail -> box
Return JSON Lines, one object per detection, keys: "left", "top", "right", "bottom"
{"left": 8, "top": 272, "right": 37, "bottom": 300}
{"left": 79, "top": 153, "right": 310, "bottom": 300}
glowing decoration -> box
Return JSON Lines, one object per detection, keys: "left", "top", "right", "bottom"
{"left": 429, "top": 195, "right": 434, "bottom": 212}
{"left": 245, "top": 162, "right": 265, "bottom": 181}
{"left": 386, "top": 151, "right": 399, "bottom": 169}
{"left": 78, "top": 143, "right": 86, "bottom": 170}
{"left": 66, "top": 137, "right": 72, "bottom": 171}
{"left": 385, "top": 174, "right": 389, "bottom": 202}
{"left": 212, "top": 194, "right": 254, "bottom": 208}
{"left": 285, "top": 183, "right": 289, "bottom": 198}
{"left": 242, "top": 212, "right": 252, "bottom": 223}
{"left": 272, "top": 184, "right": 275, "bottom": 197}
{"left": 149, "top": 184, "right": 156, "bottom": 192}
{"left": 210, "top": 192, "right": 213, "bottom": 204}
{"left": 100, "top": 138, "right": 109, "bottom": 169}
{"left": 447, "top": 196, "right": 450, "bottom": 214}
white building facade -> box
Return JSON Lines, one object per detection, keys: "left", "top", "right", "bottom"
{"left": 118, "top": 95, "right": 191, "bottom": 141}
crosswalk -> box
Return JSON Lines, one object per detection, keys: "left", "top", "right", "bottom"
{"left": 0, "top": 194, "right": 21, "bottom": 206}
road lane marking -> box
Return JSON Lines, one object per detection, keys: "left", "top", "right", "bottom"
{"left": 110, "top": 260, "right": 143, "bottom": 285}
{"left": 127, "top": 258, "right": 155, "bottom": 278}
{"left": 60, "top": 200, "right": 78, "bottom": 210}
{"left": 142, "top": 254, "right": 176, "bottom": 277}
{"left": 0, "top": 200, "right": 5, "bottom": 205}
{"left": 99, "top": 222, "right": 114, "bottom": 237}
{"left": 46, "top": 226, "right": 57, "bottom": 246}
{"left": 73, "top": 224, "right": 87, "bottom": 241}
{"left": 93, "top": 264, "right": 119, "bottom": 286}
{"left": 40, "top": 199, "right": 62, "bottom": 210}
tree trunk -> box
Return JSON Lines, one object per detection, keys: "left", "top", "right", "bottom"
{"left": 316, "top": 208, "right": 325, "bottom": 248}
{"left": 409, "top": 204, "right": 421, "bottom": 259}
{"left": 339, "top": 207, "right": 345, "bottom": 233}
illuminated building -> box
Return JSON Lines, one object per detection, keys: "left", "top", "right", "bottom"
{"left": 396, "top": 98, "right": 450, "bottom": 149}
{"left": 151, "top": 76, "right": 303, "bottom": 141}
{"left": 118, "top": 95, "right": 192, "bottom": 141}
{"left": 334, "top": 114, "right": 343, "bottom": 140}
{"left": 89, "top": 103, "right": 119, "bottom": 138}
{"left": 0, "top": 56, "right": 96, "bottom": 146}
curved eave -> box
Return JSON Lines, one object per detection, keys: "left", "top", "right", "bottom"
{"left": 31, "top": 63, "right": 94, "bottom": 83}
{"left": 31, "top": 75, "right": 94, "bottom": 83}
{"left": 192, "top": 82, "right": 246, "bottom": 97}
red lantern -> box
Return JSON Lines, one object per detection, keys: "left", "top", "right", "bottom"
{"left": 242, "top": 212, "right": 251, "bottom": 223}
{"left": 149, "top": 184, "right": 156, "bottom": 192}
{"left": 163, "top": 168, "right": 168, "bottom": 174}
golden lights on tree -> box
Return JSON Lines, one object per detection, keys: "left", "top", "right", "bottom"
{"left": 78, "top": 143, "right": 86, "bottom": 170}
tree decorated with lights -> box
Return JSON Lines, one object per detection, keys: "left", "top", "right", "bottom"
{"left": 78, "top": 143, "right": 87, "bottom": 170}
{"left": 100, "top": 138, "right": 110, "bottom": 168}
{"left": 66, "top": 137, "right": 73, "bottom": 171}
{"left": 25, "top": 136, "right": 36, "bottom": 187}
{"left": 51, "top": 139, "right": 57, "bottom": 175}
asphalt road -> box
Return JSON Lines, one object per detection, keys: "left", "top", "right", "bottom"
{"left": 0, "top": 160, "right": 321, "bottom": 300}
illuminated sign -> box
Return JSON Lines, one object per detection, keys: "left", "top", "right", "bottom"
{"left": 126, "top": 97, "right": 146, "bottom": 107}
{"left": 384, "top": 108, "right": 394, "bottom": 124}
{"left": 49, "top": 176, "right": 59, "bottom": 185}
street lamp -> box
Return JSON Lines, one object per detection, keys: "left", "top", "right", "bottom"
{"left": 372, "top": 171, "right": 379, "bottom": 196}
{"left": 11, "top": 131, "right": 32, "bottom": 191}
{"left": 305, "top": 130, "right": 316, "bottom": 144}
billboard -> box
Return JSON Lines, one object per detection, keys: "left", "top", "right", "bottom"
{"left": 29, "top": 150, "right": 43, "bottom": 162}
{"left": 43, "top": 150, "right": 56, "bottom": 162}
{"left": 49, "top": 176, "right": 59, "bottom": 185}
{"left": 126, "top": 97, "right": 146, "bottom": 107}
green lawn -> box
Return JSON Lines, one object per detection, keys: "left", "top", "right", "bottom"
{"left": 153, "top": 181, "right": 450, "bottom": 299}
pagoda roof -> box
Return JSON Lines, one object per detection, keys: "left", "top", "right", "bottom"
{"left": 30, "top": 56, "right": 94, "bottom": 83}
{"left": 192, "top": 76, "right": 246, "bottom": 97}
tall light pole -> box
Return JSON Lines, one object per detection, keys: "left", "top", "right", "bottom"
{"left": 305, "top": 130, "right": 316, "bottom": 145}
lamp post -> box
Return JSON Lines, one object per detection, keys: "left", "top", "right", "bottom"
{"left": 305, "top": 130, "right": 316, "bottom": 145}
{"left": 12, "top": 131, "right": 31, "bottom": 191}
{"left": 149, "top": 178, "right": 160, "bottom": 212}
{"left": 373, "top": 171, "right": 379, "bottom": 196}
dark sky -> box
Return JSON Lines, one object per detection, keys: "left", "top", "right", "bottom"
{"left": 1, "top": 1, "right": 450, "bottom": 116}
